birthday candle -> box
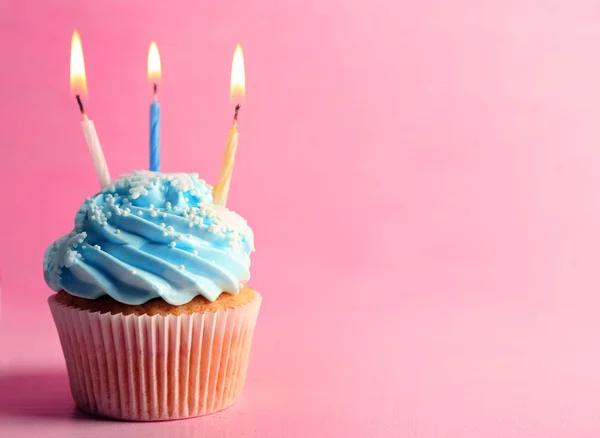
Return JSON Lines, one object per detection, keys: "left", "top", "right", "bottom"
{"left": 148, "top": 42, "right": 162, "bottom": 172}
{"left": 214, "top": 44, "right": 246, "bottom": 206}
{"left": 70, "top": 30, "right": 111, "bottom": 188}
{"left": 214, "top": 113, "right": 240, "bottom": 206}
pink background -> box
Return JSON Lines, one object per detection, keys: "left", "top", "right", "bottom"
{"left": 2, "top": 0, "right": 600, "bottom": 436}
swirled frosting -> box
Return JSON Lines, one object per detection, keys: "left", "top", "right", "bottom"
{"left": 43, "top": 171, "right": 254, "bottom": 305}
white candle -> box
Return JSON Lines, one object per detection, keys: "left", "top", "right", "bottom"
{"left": 213, "top": 121, "right": 239, "bottom": 206}
{"left": 81, "top": 115, "right": 111, "bottom": 188}
{"left": 70, "top": 30, "right": 111, "bottom": 189}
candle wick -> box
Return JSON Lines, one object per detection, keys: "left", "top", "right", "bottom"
{"left": 153, "top": 83, "right": 158, "bottom": 96}
{"left": 76, "top": 94, "right": 86, "bottom": 115}
{"left": 234, "top": 104, "right": 241, "bottom": 122}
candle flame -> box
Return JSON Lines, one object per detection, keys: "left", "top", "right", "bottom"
{"left": 148, "top": 42, "right": 162, "bottom": 83}
{"left": 230, "top": 44, "right": 245, "bottom": 104}
{"left": 70, "top": 30, "right": 87, "bottom": 98}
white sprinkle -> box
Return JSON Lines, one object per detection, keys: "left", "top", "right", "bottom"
{"left": 138, "top": 210, "right": 143, "bottom": 216}
{"left": 187, "top": 234, "right": 192, "bottom": 238}
{"left": 124, "top": 208, "right": 131, "bottom": 213}
{"left": 188, "top": 222, "right": 194, "bottom": 227}
{"left": 94, "top": 245, "right": 101, "bottom": 250}
{"left": 160, "top": 223, "right": 166, "bottom": 227}
{"left": 76, "top": 253, "right": 83, "bottom": 259}
{"left": 131, "top": 269, "right": 137, "bottom": 275}
{"left": 193, "top": 250, "right": 198, "bottom": 255}
{"left": 161, "top": 213, "right": 167, "bottom": 218}
{"left": 163, "top": 231, "right": 168, "bottom": 236}
{"left": 174, "top": 206, "right": 179, "bottom": 211}
{"left": 177, "top": 234, "right": 182, "bottom": 239}
{"left": 167, "top": 226, "right": 174, "bottom": 232}
{"left": 106, "top": 212, "right": 112, "bottom": 218}
{"left": 150, "top": 211, "right": 157, "bottom": 217}
{"left": 170, "top": 242, "right": 176, "bottom": 248}
{"left": 102, "top": 221, "right": 108, "bottom": 227}
{"left": 179, "top": 265, "right": 185, "bottom": 271}
{"left": 115, "top": 229, "right": 121, "bottom": 234}
{"left": 150, "top": 204, "right": 155, "bottom": 210}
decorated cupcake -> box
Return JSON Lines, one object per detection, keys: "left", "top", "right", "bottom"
{"left": 44, "top": 171, "right": 261, "bottom": 420}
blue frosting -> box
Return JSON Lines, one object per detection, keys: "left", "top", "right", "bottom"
{"left": 43, "top": 171, "right": 254, "bottom": 305}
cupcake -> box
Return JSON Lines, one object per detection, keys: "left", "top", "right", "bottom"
{"left": 44, "top": 170, "right": 261, "bottom": 421}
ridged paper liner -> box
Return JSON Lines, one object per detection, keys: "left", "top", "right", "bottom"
{"left": 48, "top": 292, "right": 262, "bottom": 421}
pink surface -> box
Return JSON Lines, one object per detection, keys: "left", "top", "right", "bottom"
{"left": 1, "top": 0, "right": 600, "bottom": 436}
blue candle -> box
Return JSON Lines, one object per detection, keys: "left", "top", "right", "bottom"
{"left": 150, "top": 91, "right": 161, "bottom": 171}
{"left": 148, "top": 42, "right": 162, "bottom": 171}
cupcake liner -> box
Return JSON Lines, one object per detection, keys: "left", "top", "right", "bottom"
{"left": 48, "top": 292, "right": 262, "bottom": 421}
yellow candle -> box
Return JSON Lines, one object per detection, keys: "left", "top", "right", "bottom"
{"left": 213, "top": 44, "right": 245, "bottom": 207}
{"left": 213, "top": 118, "right": 239, "bottom": 206}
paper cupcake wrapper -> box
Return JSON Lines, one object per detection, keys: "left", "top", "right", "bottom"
{"left": 48, "top": 292, "right": 262, "bottom": 421}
